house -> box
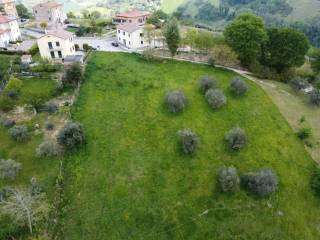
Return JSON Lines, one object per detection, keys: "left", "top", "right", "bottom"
{"left": 113, "top": 10, "right": 150, "bottom": 25}
{"left": 0, "top": 15, "right": 21, "bottom": 42}
{"left": 32, "top": 1, "right": 67, "bottom": 29}
{"left": 37, "top": 29, "right": 75, "bottom": 61}
{"left": 0, "top": 0, "right": 18, "bottom": 18}
{"left": 116, "top": 24, "right": 148, "bottom": 49}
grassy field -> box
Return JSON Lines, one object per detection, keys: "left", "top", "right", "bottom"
{"left": 59, "top": 52, "right": 320, "bottom": 239}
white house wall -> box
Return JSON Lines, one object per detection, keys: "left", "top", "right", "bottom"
{"left": 117, "top": 28, "right": 148, "bottom": 49}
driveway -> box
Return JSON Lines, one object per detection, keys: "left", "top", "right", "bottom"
{"left": 75, "top": 37, "right": 129, "bottom": 52}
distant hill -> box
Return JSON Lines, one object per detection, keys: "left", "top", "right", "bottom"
{"left": 161, "top": 0, "right": 320, "bottom": 26}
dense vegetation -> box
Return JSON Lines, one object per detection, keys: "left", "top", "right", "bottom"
{"left": 59, "top": 52, "right": 320, "bottom": 239}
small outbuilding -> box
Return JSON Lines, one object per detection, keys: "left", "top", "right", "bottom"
{"left": 21, "top": 54, "right": 32, "bottom": 64}
{"left": 63, "top": 54, "right": 84, "bottom": 65}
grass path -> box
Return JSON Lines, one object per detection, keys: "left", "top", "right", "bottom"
{"left": 236, "top": 72, "right": 320, "bottom": 163}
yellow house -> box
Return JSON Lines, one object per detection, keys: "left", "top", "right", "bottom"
{"left": 37, "top": 29, "right": 75, "bottom": 61}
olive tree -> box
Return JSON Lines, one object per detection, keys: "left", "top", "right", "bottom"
{"left": 177, "top": 129, "right": 200, "bottom": 155}
{"left": 225, "top": 127, "right": 247, "bottom": 150}
{"left": 205, "top": 89, "right": 227, "bottom": 109}
{"left": 199, "top": 75, "right": 217, "bottom": 94}
{"left": 165, "top": 90, "right": 188, "bottom": 113}
{"left": 36, "top": 141, "right": 62, "bottom": 157}
{"left": 230, "top": 78, "right": 248, "bottom": 96}
{"left": 8, "top": 125, "right": 29, "bottom": 142}
{"left": 0, "top": 159, "right": 21, "bottom": 180}
{"left": 0, "top": 188, "right": 49, "bottom": 234}
{"left": 218, "top": 166, "right": 240, "bottom": 193}
{"left": 57, "top": 122, "right": 85, "bottom": 151}
{"left": 242, "top": 169, "right": 278, "bottom": 197}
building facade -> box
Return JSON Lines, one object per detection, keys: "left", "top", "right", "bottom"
{"left": 117, "top": 24, "right": 148, "bottom": 49}
{"left": 0, "top": 0, "right": 18, "bottom": 18}
{"left": 0, "top": 29, "right": 10, "bottom": 48}
{"left": 37, "top": 29, "right": 75, "bottom": 61}
{"left": 0, "top": 15, "right": 21, "bottom": 42}
{"left": 33, "top": 1, "right": 67, "bottom": 29}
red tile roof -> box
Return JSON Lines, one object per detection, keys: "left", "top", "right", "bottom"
{"left": 0, "top": 29, "right": 9, "bottom": 35}
{"left": 116, "top": 10, "right": 150, "bottom": 18}
{"left": 0, "top": 15, "right": 15, "bottom": 24}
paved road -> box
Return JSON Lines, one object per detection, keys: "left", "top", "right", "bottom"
{"left": 75, "top": 37, "right": 128, "bottom": 52}
{"left": 21, "top": 28, "right": 44, "bottom": 39}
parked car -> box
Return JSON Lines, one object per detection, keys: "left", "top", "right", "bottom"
{"left": 111, "top": 42, "right": 119, "bottom": 47}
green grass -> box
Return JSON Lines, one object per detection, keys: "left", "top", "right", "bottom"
{"left": 60, "top": 52, "right": 320, "bottom": 239}
{"left": 0, "top": 113, "right": 61, "bottom": 203}
{"left": 0, "top": 77, "right": 57, "bottom": 110}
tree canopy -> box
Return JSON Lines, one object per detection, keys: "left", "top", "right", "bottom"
{"left": 261, "top": 28, "right": 309, "bottom": 73}
{"left": 224, "top": 13, "right": 267, "bottom": 66}
{"left": 163, "top": 18, "right": 181, "bottom": 57}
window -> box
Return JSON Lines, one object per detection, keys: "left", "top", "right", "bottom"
{"left": 123, "top": 32, "right": 125, "bottom": 36}
{"left": 140, "top": 33, "right": 143, "bottom": 37}
{"left": 129, "top": 41, "right": 131, "bottom": 45}
{"left": 138, "top": 18, "right": 142, "bottom": 23}
{"left": 129, "top": 20, "right": 132, "bottom": 23}
{"left": 58, "top": 51, "right": 62, "bottom": 58}
{"left": 48, "top": 42, "right": 53, "bottom": 49}
{"left": 56, "top": 41, "right": 60, "bottom": 47}
{"left": 128, "top": 34, "right": 130, "bottom": 37}
{"left": 141, "top": 41, "right": 144, "bottom": 45}
{"left": 50, "top": 51, "right": 55, "bottom": 58}
{"left": 118, "top": 30, "right": 120, "bottom": 33}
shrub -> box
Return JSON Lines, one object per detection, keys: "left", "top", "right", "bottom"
{"left": 311, "top": 166, "right": 320, "bottom": 196}
{"left": 205, "top": 89, "right": 227, "bottom": 109}
{"left": 6, "top": 90, "right": 18, "bottom": 99}
{"left": 57, "top": 122, "right": 85, "bottom": 150}
{"left": 8, "top": 125, "right": 29, "bottom": 142}
{"left": 310, "top": 90, "right": 320, "bottom": 106}
{"left": 208, "top": 57, "right": 215, "bottom": 67}
{"left": 242, "top": 169, "right": 278, "bottom": 197}
{"left": 199, "top": 75, "right": 217, "bottom": 94}
{"left": 1, "top": 119, "right": 15, "bottom": 128}
{"left": 218, "top": 166, "right": 240, "bottom": 193}
{"left": 289, "top": 77, "right": 309, "bottom": 92}
{"left": 297, "top": 127, "right": 312, "bottom": 140}
{"left": 230, "top": 78, "right": 249, "bottom": 96}
{"left": 177, "top": 129, "right": 199, "bottom": 155}
{"left": 45, "top": 122, "right": 55, "bottom": 130}
{"left": 62, "top": 63, "right": 83, "bottom": 88}
{"left": 0, "top": 159, "right": 22, "bottom": 180}
{"left": 165, "top": 90, "right": 188, "bottom": 113}
{"left": 83, "top": 43, "right": 90, "bottom": 52}
{"left": 42, "top": 102, "right": 58, "bottom": 113}
{"left": 209, "top": 44, "right": 240, "bottom": 68}
{"left": 225, "top": 127, "right": 247, "bottom": 150}
{"left": 5, "top": 76, "right": 23, "bottom": 93}
{"left": 0, "top": 96, "right": 15, "bottom": 112}
{"left": 36, "top": 141, "right": 61, "bottom": 157}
